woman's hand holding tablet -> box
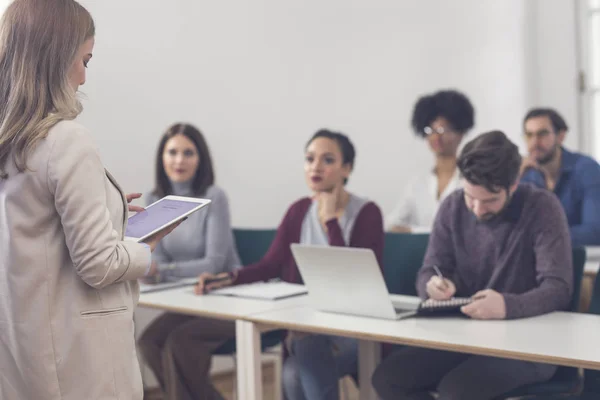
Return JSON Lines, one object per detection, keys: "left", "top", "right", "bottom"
{"left": 142, "top": 220, "right": 183, "bottom": 252}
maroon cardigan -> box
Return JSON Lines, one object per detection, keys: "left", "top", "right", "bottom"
{"left": 235, "top": 197, "right": 384, "bottom": 285}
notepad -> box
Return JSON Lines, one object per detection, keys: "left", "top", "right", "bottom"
{"left": 138, "top": 277, "right": 198, "bottom": 293}
{"left": 416, "top": 297, "right": 473, "bottom": 315}
{"left": 210, "top": 281, "right": 307, "bottom": 300}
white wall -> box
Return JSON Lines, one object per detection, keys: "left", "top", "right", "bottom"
{"left": 77, "top": 0, "right": 579, "bottom": 228}
{"left": 529, "top": 0, "right": 581, "bottom": 150}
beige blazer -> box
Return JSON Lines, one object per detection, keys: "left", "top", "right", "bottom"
{"left": 0, "top": 120, "right": 151, "bottom": 400}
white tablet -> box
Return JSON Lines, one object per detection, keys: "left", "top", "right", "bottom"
{"left": 124, "top": 195, "right": 211, "bottom": 242}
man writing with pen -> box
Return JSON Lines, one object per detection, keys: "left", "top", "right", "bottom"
{"left": 372, "top": 130, "right": 574, "bottom": 400}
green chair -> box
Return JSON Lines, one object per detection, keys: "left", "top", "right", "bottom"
{"left": 381, "top": 233, "right": 429, "bottom": 358}
{"left": 383, "top": 232, "right": 430, "bottom": 296}
{"left": 232, "top": 228, "right": 276, "bottom": 265}
{"left": 497, "top": 247, "right": 587, "bottom": 399}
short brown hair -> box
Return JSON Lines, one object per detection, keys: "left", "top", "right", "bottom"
{"left": 523, "top": 107, "right": 568, "bottom": 134}
{"left": 457, "top": 130, "right": 522, "bottom": 193}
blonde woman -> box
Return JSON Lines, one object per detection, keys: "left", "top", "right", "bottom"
{"left": 0, "top": 1, "right": 176, "bottom": 399}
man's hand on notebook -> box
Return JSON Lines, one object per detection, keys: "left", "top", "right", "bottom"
{"left": 426, "top": 276, "right": 456, "bottom": 300}
{"left": 460, "top": 289, "right": 506, "bottom": 320}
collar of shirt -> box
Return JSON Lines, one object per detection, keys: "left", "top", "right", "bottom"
{"left": 428, "top": 166, "right": 462, "bottom": 202}
{"left": 559, "top": 146, "right": 577, "bottom": 175}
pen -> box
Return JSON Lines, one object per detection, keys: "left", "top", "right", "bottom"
{"left": 206, "top": 275, "right": 231, "bottom": 285}
{"left": 432, "top": 265, "right": 449, "bottom": 290}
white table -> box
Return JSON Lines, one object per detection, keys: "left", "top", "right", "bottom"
{"left": 138, "top": 287, "right": 308, "bottom": 400}
{"left": 138, "top": 285, "right": 307, "bottom": 320}
{"left": 245, "top": 307, "right": 600, "bottom": 400}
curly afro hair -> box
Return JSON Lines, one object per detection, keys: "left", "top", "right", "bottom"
{"left": 411, "top": 89, "right": 475, "bottom": 138}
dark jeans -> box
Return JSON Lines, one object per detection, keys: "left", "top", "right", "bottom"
{"left": 371, "top": 347, "right": 557, "bottom": 400}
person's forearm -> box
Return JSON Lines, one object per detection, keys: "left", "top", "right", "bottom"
{"left": 502, "top": 279, "right": 571, "bottom": 319}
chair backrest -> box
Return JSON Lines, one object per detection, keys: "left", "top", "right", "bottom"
{"left": 570, "top": 246, "right": 587, "bottom": 312}
{"left": 233, "top": 228, "right": 276, "bottom": 266}
{"left": 383, "top": 233, "right": 429, "bottom": 296}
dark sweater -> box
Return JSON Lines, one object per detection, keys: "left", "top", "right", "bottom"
{"left": 417, "top": 184, "right": 573, "bottom": 319}
{"left": 235, "top": 197, "right": 384, "bottom": 285}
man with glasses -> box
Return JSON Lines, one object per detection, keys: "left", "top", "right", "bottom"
{"left": 520, "top": 107, "right": 600, "bottom": 246}
{"left": 386, "top": 89, "right": 475, "bottom": 233}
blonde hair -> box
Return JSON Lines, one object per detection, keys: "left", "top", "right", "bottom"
{"left": 0, "top": 0, "right": 95, "bottom": 179}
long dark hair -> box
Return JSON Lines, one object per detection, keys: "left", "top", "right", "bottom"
{"left": 153, "top": 123, "right": 215, "bottom": 198}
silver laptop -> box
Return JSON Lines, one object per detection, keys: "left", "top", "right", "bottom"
{"left": 290, "top": 244, "right": 420, "bottom": 320}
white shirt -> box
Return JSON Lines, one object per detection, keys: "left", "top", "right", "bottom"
{"left": 386, "top": 167, "right": 462, "bottom": 233}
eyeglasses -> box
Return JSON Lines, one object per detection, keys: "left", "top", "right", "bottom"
{"left": 423, "top": 126, "right": 454, "bottom": 136}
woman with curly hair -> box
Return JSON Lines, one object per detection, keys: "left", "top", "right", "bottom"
{"left": 386, "top": 89, "right": 475, "bottom": 233}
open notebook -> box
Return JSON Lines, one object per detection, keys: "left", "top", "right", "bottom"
{"left": 210, "top": 281, "right": 307, "bottom": 300}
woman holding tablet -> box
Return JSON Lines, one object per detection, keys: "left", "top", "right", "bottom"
{"left": 159, "top": 129, "right": 384, "bottom": 400}
{"left": 0, "top": 1, "right": 176, "bottom": 399}
{"left": 137, "top": 123, "right": 241, "bottom": 399}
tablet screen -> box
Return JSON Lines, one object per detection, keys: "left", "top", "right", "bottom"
{"left": 125, "top": 198, "right": 201, "bottom": 239}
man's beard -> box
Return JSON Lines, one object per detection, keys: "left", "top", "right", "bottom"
{"left": 535, "top": 144, "right": 559, "bottom": 165}
{"left": 475, "top": 192, "right": 512, "bottom": 222}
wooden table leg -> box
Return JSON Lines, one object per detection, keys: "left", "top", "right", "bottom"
{"left": 358, "top": 340, "right": 381, "bottom": 400}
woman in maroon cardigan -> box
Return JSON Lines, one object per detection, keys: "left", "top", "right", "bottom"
{"left": 147, "top": 129, "right": 384, "bottom": 400}
{"left": 203, "top": 129, "right": 383, "bottom": 400}
{"left": 202, "top": 135, "right": 384, "bottom": 288}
